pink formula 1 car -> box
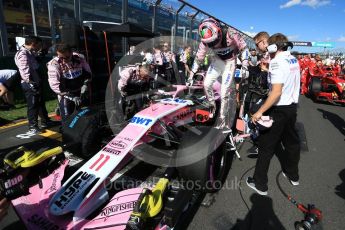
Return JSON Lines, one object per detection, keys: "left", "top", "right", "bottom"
{"left": 3, "top": 78, "right": 236, "bottom": 230}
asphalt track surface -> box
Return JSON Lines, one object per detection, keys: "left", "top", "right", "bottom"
{"left": 1, "top": 96, "right": 345, "bottom": 230}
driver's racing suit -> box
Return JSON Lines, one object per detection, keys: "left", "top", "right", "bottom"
{"left": 191, "top": 27, "right": 247, "bottom": 129}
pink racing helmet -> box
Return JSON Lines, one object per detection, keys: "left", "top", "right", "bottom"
{"left": 199, "top": 18, "right": 222, "bottom": 47}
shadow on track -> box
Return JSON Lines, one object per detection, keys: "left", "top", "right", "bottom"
{"left": 335, "top": 168, "right": 345, "bottom": 200}
{"left": 212, "top": 194, "right": 286, "bottom": 230}
{"left": 317, "top": 108, "right": 345, "bottom": 137}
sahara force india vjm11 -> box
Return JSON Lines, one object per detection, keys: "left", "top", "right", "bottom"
{"left": 0, "top": 76, "right": 236, "bottom": 230}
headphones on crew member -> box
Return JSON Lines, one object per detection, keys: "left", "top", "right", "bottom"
{"left": 266, "top": 41, "right": 293, "bottom": 53}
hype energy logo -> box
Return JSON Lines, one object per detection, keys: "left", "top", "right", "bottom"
{"left": 52, "top": 171, "right": 93, "bottom": 210}
{"left": 129, "top": 116, "right": 153, "bottom": 127}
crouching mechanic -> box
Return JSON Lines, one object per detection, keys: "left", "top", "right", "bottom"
{"left": 189, "top": 18, "right": 247, "bottom": 130}
{"left": 118, "top": 55, "right": 153, "bottom": 117}
{"left": 47, "top": 44, "right": 92, "bottom": 122}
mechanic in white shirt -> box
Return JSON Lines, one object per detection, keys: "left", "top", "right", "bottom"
{"left": 246, "top": 33, "right": 301, "bottom": 195}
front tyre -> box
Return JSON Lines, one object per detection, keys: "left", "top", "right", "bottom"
{"left": 62, "top": 107, "right": 104, "bottom": 159}
{"left": 176, "top": 127, "right": 233, "bottom": 193}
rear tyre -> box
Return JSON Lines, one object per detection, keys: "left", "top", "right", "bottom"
{"left": 176, "top": 127, "right": 233, "bottom": 193}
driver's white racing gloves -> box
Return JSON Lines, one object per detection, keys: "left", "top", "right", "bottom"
{"left": 186, "top": 74, "right": 194, "bottom": 86}
{"left": 187, "top": 60, "right": 201, "bottom": 85}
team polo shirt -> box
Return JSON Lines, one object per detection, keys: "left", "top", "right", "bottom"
{"left": 268, "top": 51, "right": 301, "bottom": 106}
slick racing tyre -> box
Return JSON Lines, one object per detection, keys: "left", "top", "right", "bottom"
{"left": 310, "top": 77, "right": 322, "bottom": 93}
{"left": 307, "top": 77, "right": 321, "bottom": 100}
{"left": 176, "top": 127, "right": 233, "bottom": 193}
{"left": 62, "top": 107, "right": 103, "bottom": 159}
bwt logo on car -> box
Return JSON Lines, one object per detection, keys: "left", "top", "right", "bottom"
{"left": 130, "top": 116, "right": 153, "bottom": 126}
{"left": 54, "top": 171, "right": 92, "bottom": 209}
{"left": 109, "top": 140, "right": 128, "bottom": 149}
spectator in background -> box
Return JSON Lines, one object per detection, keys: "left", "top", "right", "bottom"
{"left": 312, "top": 57, "right": 324, "bottom": 76}
{"left": 303, "top": 54, "right": 311, "bottom": 67}
{"left": 0, "top": 69, "right": 18, "bottom": 110}
{"left": 15, "top": 36, "right": 51, "bottom": 134}
{"left": 179, "top": 45, "right": 193, "bottom": 84}
{"left": 333, "top": 59, "right": 341, "bottom": 76}
{"left": 127, "top": 46, "right": 136, "bottom": 55}
{"left": 47, "top": 44, "right": 92, "bottom": 122}
{"left": 162, "top": 42, "right": 176, "bottom": 83}
{"left": 152, "top": 45, "right": 167, "bottom": 87}
{"left": 324, "top": 56, "right": 333, "bottom": 66}
{"left": 249, "top": 48, "right": 258, "bottom": 67}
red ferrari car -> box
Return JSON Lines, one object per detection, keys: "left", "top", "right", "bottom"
{"left": 307, "top": 66, "right": 345, "bottom": 105}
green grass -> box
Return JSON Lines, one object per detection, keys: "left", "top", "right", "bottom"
{"left": 0, "top": 99, "right": 58, "bottom": 122}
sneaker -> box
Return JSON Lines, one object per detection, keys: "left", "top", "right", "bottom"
{"left": 27, "top": 127, "right": 42, "bottom": 135}
{"left": 40, "top": 123, "right": 49, "bottom": 129}
{"left": 246, "top": 177, "right": 268, "bottom": 196}
{"left": 247, "top": 146, "right": 258, "bottom": 156}
{"left": 282, "top": 172, "right": 299, "bottom": 186}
